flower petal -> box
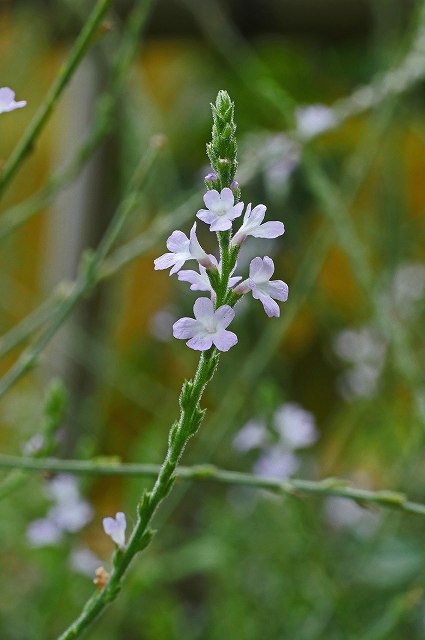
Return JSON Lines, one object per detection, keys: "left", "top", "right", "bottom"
{"left": 268, "top": 280, "right": 288, "bottom": 302}
{"left": 214, "top": 304, "right": 235, "bottom": 329}
{"left": 166, "top": 230, "right": 189, "bottom": 253}
{"left": 187, "top": 335, "right": 213, "bottom": 350}
{"left": 213, "top": 329, "right": 238, "bottom": 352}
{"left": 228, "top": 201, "right": 244, "bottom": 220}
{"left": 203, "top": 189, "right": 221, "bottom": 210}
{"left": 220, "top": 187, "right": 235, "bottom": 208}
{"left": 154, "top": 253, "right": 178, "bottom": 271}
{"left": 210, "top": 217, "right": 232, "bottom": 232}
{"left": 251, "top": 221, "right": 285, "bottom": 239}
{"left": 247, "top": 204, "right": 266, "bottom": 226}
{"left": 249, "top": 256, "right": 275, "bottom": 282}
{"left": 197, "top": 209, "right": 216, "bottom": 225}
{"left": 258, "top": 293, "right": 280, "bottom": 318}
{"left": 193, "top": 297, "right": 214, "bottom": 322}
{"left": 173, "top": 317, "right": 198, "bottom": 339}
{"left": 169, "top": 259, "right": 186, "bottom": 275}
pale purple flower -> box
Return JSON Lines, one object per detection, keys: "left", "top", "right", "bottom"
{"left": 45, "top": 474, "right": 81, "bottom": 505}
{"left": 103, "top": 512, "right": 127, "bottom": 549}
{"left": 149, "top": 308, "right": 177, "bottom": 342}
{"left": 274, "top": 403, "right": 317, "bottom": 449}
{"left": 27, "top": 518, "right": 62, "bottom": 547}
{"left": 49, "top": 500, "right": 93, "bottom": 533}
{"left": 197, "top": 188, "right": 244, "bottom": 231}
{"left": 232, "top": 203, "right": 284, "bottom": 246}
{"left": 244, "top": 256, "right": 288, "bottom": 318}
{"left": 233, "top": 419, "right": 267, "bottom": 452}
{"left": 70, "top": 547, "right": 102, "bottom": 577}
{"left": 178, "top": 256, "right": 241, "bottom": 295}
{"left": 0, "top": 87, "right": 26, "bottom": 114}
{"left": 22, "top": 434, "right": 45, "bottom": 456}
{"left": 295, "top": 104, "right": 336, "bottom": 139}
{"left": 173, "top": 297, "right": 237, "bottom": 352}
{"left": 254, "top": 447, "right": 299, "bottom": 479}
{"left": 154, "top": 223, "right": 214, "bottom": 275}
{"left": 325, "top": 497, "right": 379, "bottom": 535}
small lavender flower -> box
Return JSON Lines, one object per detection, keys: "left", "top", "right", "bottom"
{"left": 27, "top": 518, "right": 62, "bottom": 547}
{"left": 154, "top": 223, "right": 214, "bottom": 275}
{"left": 235, "top": 257, "right": 288, "bottom": 318}
{"left": 274, "top": 403, "right": 318, "bottom": 449}
{"left": 22, "top": 434, "right": 45, "bottom": 456}
{"left": 232, "top": 419, "right": 267, "bottom": 452}
{"left": 173, "top": 297, "right": 237, "bottom": 352}
{"left": 0, "top": 87, "right": 26, "bottom": 114}
{"left": 232, "top": 203, "right": 284, "bottom": 246}
{"left": 197, "top": 188, "right": 244, "bottom": 231}
{"left": 103, "top": 512, "right": 127, "bottom": 549}
{"left": 49, "top": 500, "right": 93, "bottom": 533}
{"left": 295, "top": 104, "right": 336, "bottom": 139}
{"left": 70, "top": 547, "right": 102, "bottom": 577}
{"left": 254, "top": 447, "right": 299, "bottom": 480}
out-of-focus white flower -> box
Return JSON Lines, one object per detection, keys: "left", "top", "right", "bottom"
{"left": 149, "top": 308, "right": 178, "bottom": 342}
{"left": 27, "top": 518, "right": 62, "bottom": 547}
{"left": 324, "top": 497, "right": 379, "bottom": 535}
{"left": 385, "top": 262, "right": 425, "bottom": 319}
{"left": 274, "top": 403, "right": 318, "bottom": 449}
{"left": 253, "top": 447, "right": 299, "bottom": 479}
{"left": 0, "top": 87, "right": 26, "bottom": 114}
{"left": 232, "top": 419, "right": 267, "bottom": 453}
{"left": 295, "top": 104, "right": 337, "bottom": 139}
{"left": 103, "top": 512, "right": 127, "bottom": 549}
{"left": 49, "top": 500, "right": 93, "bottom": 533}
{"left": 334, "top": 326, "right": 387, "bottom": 399}
{"left": 22, "top": 434, "right": 45, "bottom": 456}
{"left": 70, "top": 547, "right": 102, "bottom": 577}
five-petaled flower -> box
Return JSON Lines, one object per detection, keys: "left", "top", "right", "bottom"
{"left": 0, "top": 87, "right": 26, "bottom": 114}
{"left": 173, "top": 297, "right": 238, "bottom": 351}
{"left": 103, "top": 512, "right": 127, "bottom": 550}
{"left": 235, "top": 256, "right": 288, "bottom": 318}
{"left": 197, "top": 187, "right": 244, "bottom": 231}
{"left": 154, "top": 223, "right": 215, "bottom": 275}
{"left": 232, "top": 203, "right": 284, "bottom": 246}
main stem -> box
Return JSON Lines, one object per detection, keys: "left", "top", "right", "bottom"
{"left": 58, "top": 349, "right": 218, "bottom": 639}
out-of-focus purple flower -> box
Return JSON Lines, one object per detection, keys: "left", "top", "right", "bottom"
{"left": 22, "top": 434, "right": 45, "bottom": 456}
{"left": 295, "top": 104, "right": 336, "bottom": 139}
{"left": 103, "top": 512, "right": 127, "bottom": 549}
{"left": 0, "top": 87, "right": 26, "bottom": 114}
{"left": 334, "top": 327, "right": 386, "bottom": 399}
{"left": 246, "top": 256, "right": 288, "bottom": 318}
{"left": 324, "top": 496, "right": 379, "bottom": 535}
{"left": 232, "top": 419, "right": 267, "bottom": 452}
{"left": 49, "top": 500, "right": 93, "bottom": 533}
{"left": 232, "top": 203, "right": 284, "bottom": 246}
{"left": 45, "top": 474, "right": 81, "bottom": 505}
{"left": 173, "top": 297, "right": 237, "bottom": 352}
{"left": 70, "top": 547, "right": 102, "bottom": 577}
{"left": 197, "top": 188, "right": 244, "bottom": 232}
{"left": 274, "top": 403, "right": 318, "bottom": 449}
{"left": 27, "top": 518, "right": 62, "bottom": 547}
{"left": 154, "top": 223, "right": 215, "bottom": 275}
{"left": 149, "top": 308, "right": 178, "bottom": 342}
{"left": 253, "top": 447, "right": 299, "bottom": 479}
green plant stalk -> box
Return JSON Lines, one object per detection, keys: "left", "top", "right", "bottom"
{"left": 1, "top": 454, "right": 425, "bottom": 517}
{"left": 0, "top": 0, "right": 155, "bottom": 240}
{"left": 0, "top": 144, "right": 160, "bottom": 397}
{"left": 57, "top": 348, "right": 219, "bottom": 640}
{"left": 0, "top": 0, "right": 113, "bottom": 198}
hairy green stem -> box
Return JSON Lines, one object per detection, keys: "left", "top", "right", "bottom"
{"left": 57, "top": 348, "right": 218, "bottom": 639}
{"left": 0, "top": 0, "right": 113, "bottom": 197}
{"left": 1, "top": 454, "right": 425, "bottom": 516}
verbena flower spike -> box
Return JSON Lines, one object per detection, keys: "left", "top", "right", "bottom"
{"left": 0, "top": 87, "right": 26, "bottom": 114}
{"left": 57, "top": 90, "right": 288, "bottom": 640}
{"left": 155, "top": 89, "right": 288, "bottom": 347}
